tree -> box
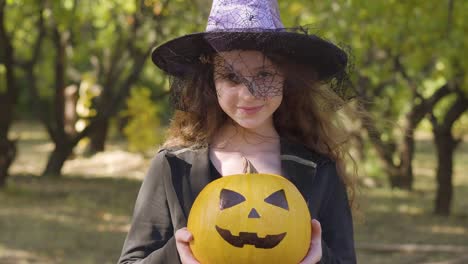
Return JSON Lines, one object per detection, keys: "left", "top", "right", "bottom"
{"left": 0, "top": 0, "right": 46, "bottom": 187}
{"left": 32, "top": 0, "right": 203, "bottom": 176}
{"left": 429, "top": 0, "right": 468, "bottom": 214}
{"left": 0, "top": 0, "right": 17, "bottom": 187}
{"left": 38, "top": 0, "right": 169, "bottom": 176}
{"left": 288, "top": 0, "right": 467, "bottom": 193}
{"left": 430, "top": 90, "right": 468, "bottom": 215}
{"left": 430, "top": 0, "right": 468, "bottom": 216}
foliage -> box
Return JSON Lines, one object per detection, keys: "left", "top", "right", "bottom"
{"left": 121, "top": 87, "right": 163, "bottom": 154}
{"left": 454, "top": 114, "right": 468, "bottom": 137}
{"left": 278, "top": 0, "right": 468, "bottom": 183}
{"left": 2, "top": 0, "right": 467, "bottom": 193}
{"left": 3, "top": 0, "right": 466, "bottom": 130}
{"left": 75, "top": 73, "right": 100, "bottom": 132}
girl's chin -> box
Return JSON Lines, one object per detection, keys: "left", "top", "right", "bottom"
{"left": 232, "top": 119, "right": 268, "bottom": 130}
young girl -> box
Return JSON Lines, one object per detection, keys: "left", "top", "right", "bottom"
{"left": 118, "top": 0, "right": 356, "bottom": 263}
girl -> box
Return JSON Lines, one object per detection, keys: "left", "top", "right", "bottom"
{"left": 118, "top": 0, "right": 357, "bottom": 263}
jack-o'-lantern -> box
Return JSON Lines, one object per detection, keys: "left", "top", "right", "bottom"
{"left": 187, "top": 173, "right": 311, "bottom": 264}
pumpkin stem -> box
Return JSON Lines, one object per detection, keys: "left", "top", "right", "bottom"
{"left": 242, "top": 156, "right": 258, "bottom": 174}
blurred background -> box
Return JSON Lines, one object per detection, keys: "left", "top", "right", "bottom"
{"left": 1, "top": 0, "right": 467, "bottom": 263}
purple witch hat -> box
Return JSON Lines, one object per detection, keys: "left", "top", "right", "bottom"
{"left": 152, "top": 0, "right": 348, "bottom": 85}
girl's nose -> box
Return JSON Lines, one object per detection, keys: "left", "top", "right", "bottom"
{"left": 239, "top": 82, "right": 256, "bottom": 100}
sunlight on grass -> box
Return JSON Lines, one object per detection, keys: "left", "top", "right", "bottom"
{"left": 397, "top": 204, "right": 424, "bottom": 215}
{"left": 62, "top": 150, "right": 147, "bottom": 179}
{"left": 32, "top": 142, "right": 54, "bottom": 152}
{"left": 1, "top": 194, "right": 133, "bottom": 235}
{"left": 95, "top": 212, "right": 131, "bottom": 233}
{"left": 427, "top": 225, "right": 467, "bottom": 235}
{"left": 9, "top": 121, "right": 150, "bottom": 179}
{"left": 0, "top": 245, "right": 54, "bottom": 264}
{"left": 367, "top": 204, "right": 391, "bottom": 213}
{"left": 367, "top": 188, "right": 411, "bottom": 198}
{"left": 9, "top": 121, "right": 49, "bottom": 141}
{"left": 413, "top": 167, "right": 436, "bottom": 178}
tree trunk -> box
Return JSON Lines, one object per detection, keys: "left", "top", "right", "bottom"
{"left": 41, "top": 26, "right": 71, "bottom": 178}
{"left": 357, "top": 78, "right": 413, "bottom": 190}
{"left": 431, "top": 93, "right": 468, "bottom": 216}
{"left": 53, "top": 27, "right": 66, "bottom": 134}
{"left": 393, "top": 112, "right": 417, "bottom": 190}
{"left": 0, "top": 98, "right": 16, "bottom": 188}
{"left": 0, "top": 138, "right": 16, "bottom": 187}
{"left": 0, "top": 0, "right": 18, "bottom": 188}
{"left": 42, "top": 143, "right": 74, "bottom": 177}
{"left": 363, "top": 114, "right": 414, "bottom": 190}
{"left": 389, "top": 171, "right": 412, "bottom": 190}
{"left": 433, "top": 130, "right": 455, "bottom": 216}
{"left": 87, "top": 118, "right": 109, "bottom": 154}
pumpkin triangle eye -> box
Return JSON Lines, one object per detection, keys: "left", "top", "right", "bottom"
{"left": 220, "top": 189, "right": 246, "bottom": 210}
{"left": 264, "top": 189, "right": 289, "bottom": 210}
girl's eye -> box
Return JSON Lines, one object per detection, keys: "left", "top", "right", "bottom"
{"left": 226, "top": 73, "right": 240, "bottom": 83}
{"left": 258, "top": 71, "right": 273, "bottom": 78}
{"left": 227, "top": 73, "right": 236, "bottom": 80}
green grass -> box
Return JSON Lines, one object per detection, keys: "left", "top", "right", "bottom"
{"left": 0, "top": 176, "right": 141, "bottom": 264}
{"left": 354, "top": 138, "right": 468, "bottom": 263}
{"left": 1, "top": 122, "right": 468, "bottom": 263}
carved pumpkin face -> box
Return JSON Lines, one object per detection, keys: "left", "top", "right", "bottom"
{"left": 188, "top": 173, "right": 311, "bottom": 264}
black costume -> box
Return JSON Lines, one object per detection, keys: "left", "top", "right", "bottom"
{"left": 118, "top": 139, "right": 356, "bottom": 263}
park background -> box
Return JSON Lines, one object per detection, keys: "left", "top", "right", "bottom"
{"left": 1, "top": 0, "right": 467, "bottom": 263}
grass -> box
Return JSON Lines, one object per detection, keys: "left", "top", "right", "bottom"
{"left": 353, "top": 138, "right": 468, "bottom": 263}
{"left": 1, "top": 121, "right": 468, "bottom": 263}
{"left": 1, "top": 176, "right": 141, "bottom": 264}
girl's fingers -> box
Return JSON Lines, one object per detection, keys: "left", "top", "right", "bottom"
{"left": 175, "top": 227, "right": 193, "bottom": 242}
{"left": 299, "top": 220, "right": 323, "bottom": 264}
{"left": 175, "top": 228, "right": 200, "bottom": 264}
{"left": 311, "top": 219, "right": 322, "bottom": 241}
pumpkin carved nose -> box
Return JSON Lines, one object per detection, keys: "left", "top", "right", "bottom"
{"left": 248, "top": 208, "right": 260, "bottom": 218}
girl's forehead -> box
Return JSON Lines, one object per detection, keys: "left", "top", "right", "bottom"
{"left": 215, "top": 50, "right": 275, "bottom": 70}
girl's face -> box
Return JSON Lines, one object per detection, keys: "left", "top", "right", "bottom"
{"left": 213, "top": 50, "right": 284, "bottom": 131}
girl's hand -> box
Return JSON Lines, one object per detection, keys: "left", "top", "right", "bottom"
{"left": 299, "top": 219, "right": 322, "bottom": 264}
{"left": 175, "top": 227, "right": 200, "bottom": 264}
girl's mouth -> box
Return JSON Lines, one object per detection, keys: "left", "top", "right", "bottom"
{"left": 238, "top": 105, "right": 263, "bottom": 114}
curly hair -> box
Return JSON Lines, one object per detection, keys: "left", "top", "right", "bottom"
{"left": 162, "top": 53, "right": 358, "bottom": 208}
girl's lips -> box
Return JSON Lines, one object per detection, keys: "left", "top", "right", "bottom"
{"left": 238, "top": 105, "right": 263, "bottom": 114}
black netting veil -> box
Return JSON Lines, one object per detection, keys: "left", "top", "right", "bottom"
{"left": 151, "top": 0, "right": 356, "bottom": 113}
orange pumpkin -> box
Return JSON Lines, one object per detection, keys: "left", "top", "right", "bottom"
{"left": 187, "top": 173, "right": 311, "bottom": 264}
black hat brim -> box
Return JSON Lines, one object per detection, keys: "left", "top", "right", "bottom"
{"left": 151, "top": 31, "right": 347, "bottom": 81}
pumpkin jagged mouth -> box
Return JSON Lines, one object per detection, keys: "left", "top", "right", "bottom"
{"left": 215, "top": 225, "right": 286, "bottom": 249}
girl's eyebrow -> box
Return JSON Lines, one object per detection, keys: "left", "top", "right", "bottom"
{"left": 251, "top": 64, "right": 276, "bottom": 71}
{"left": 216, "top": 63, "right": 276, "bottom": 76}
{"left": 217, "top": 65, "right": 236, "bottom": 74}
